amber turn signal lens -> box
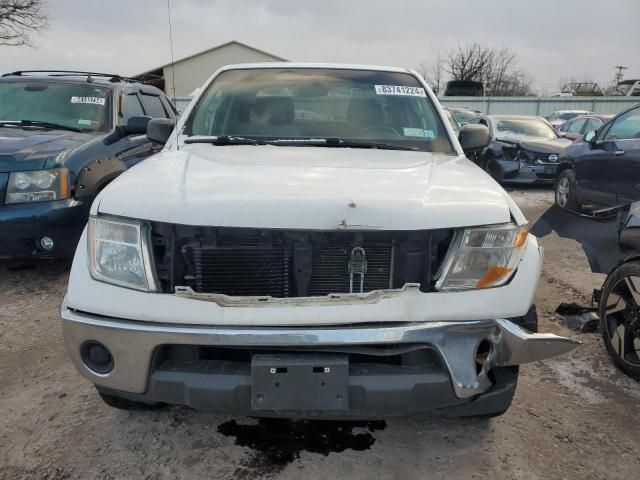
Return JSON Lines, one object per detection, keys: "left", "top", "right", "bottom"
{"left": 514, "top": 228, "right": 529, "bottom": 248}
{"left": 475, "top": 266, "right": 514, "bottom": 289}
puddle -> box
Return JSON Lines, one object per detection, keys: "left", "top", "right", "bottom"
{"left": 219, "top": 418, "right": 386, "bottom": 475}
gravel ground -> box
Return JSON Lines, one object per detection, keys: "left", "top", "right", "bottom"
{"left": 1, "top": 187, "right": 639, "bottom": 480}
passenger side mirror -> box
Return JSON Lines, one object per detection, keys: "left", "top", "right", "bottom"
{"left": 146, "top": 118, "right": 175, "bottom": 145}
{"left": 458, "top": 124, "right": 490, "bottom": 152}
{"left": 122, "top": 115, "right": 151, "bottom": 135}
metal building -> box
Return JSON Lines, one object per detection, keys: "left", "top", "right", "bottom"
{"left": 134, "top": 40, "right": 286, "bottom": 101}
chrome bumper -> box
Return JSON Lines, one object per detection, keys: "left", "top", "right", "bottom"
{"left": 61, "top": 305, "right": 579, "bottom": 400}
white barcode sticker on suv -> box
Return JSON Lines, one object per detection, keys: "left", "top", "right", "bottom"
{"left": 375, "top": 85, "right": 426, "bottom": 97}
{"left": 70, "top": 96, "right": 106, "bottom": 106}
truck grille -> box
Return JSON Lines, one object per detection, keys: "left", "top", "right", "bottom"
{"left": 151, "top": 225, "right": 453, "bottom": 297}
{"left": 188, "top": 246, "right": 291, "bottom": 297}
{"left": 308, "top": 243, "right": 393, "bottom": 296}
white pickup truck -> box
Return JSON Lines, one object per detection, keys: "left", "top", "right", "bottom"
{"left": 61, "top": 63, "right": 578, "bottom": 418}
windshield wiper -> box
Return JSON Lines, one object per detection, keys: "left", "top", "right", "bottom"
{"left": 184, "top": 135, "right": 419, "bottom": 151}
{"left": 322, "top": 138, "right": 419, "bottom": 151}
{"left": 184, "top": 136, "right": 267, "bottom": 145}
{"left": 0, "top": 120, "right": 83, "bottom": 133}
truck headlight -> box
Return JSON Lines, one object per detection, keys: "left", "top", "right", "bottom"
{"left": 87, "top": 216, "right": 157, "bottom": 291}
{"left": 435, "top": 223, "right": 529, "bottom": 291}
{"left": 5, "top": 168, "right": 70, "bottom": 204}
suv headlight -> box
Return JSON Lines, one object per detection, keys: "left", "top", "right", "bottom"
{"left": 87, "top": 216, "right": 157, "bottom": 291}
{"left": 5, "top": 168, "right": 70, "bottom": 204}
{"left": 436, "top": 223, "right": 529, "bottom": 291}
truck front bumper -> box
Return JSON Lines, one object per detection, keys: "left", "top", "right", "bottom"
{"left": 61, "top": 305, "right": 578, "bottom": 418}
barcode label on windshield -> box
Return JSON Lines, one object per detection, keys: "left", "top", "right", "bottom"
{"left": 70, "top": 96, "right": 106, "bottom": 106}
{"left": 375, "top": 85, "right": 426, "bottom": 97}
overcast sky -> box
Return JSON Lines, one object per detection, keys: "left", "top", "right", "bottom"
{"left": 1, "top": 0, "right": 638, "bottom": 94}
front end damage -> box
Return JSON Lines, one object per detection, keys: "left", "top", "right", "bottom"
{"left": 61, "top": 304, "right": 578, "bottom": 418}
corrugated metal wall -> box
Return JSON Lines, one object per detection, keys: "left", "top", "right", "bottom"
{"left": 438, "top": 97, "right": 639, "bottom": 116}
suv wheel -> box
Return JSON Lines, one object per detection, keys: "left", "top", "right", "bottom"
{"left": 555, "top": 169, "right": 579, "bottom": 211}
{"left": 599, "top": 261, "right": 640, "bottom": 380}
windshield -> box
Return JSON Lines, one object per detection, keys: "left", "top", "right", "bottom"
{"left": 0, "top": 81, "right": 110, "bottom": 132}
{"left": 187, "top": 68, "right": 454, "bottom": 153}
{"left": 451, "top": 108, "right": 476, "bottom": 124}
{"left": 495, "top": 117, "right": 558, "bottom": 139}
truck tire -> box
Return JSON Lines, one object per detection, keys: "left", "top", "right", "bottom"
{"left": 599, "top": 261, "right": 640, "bottom": 380}
{"left": 555, "top": 169, "right": 579, "bottom": 211}
{"left": 98, "top": 390, "right": 165, "bottom": 411}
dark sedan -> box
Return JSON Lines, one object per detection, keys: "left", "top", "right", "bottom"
{"left": 468, "top": 114, "right": 572, "bottom": 184}
{"left": 557, "top": 114, "right": 614, "bottom": 141}
{"left": 555, "top": 103, "right": 640, "bottom": 212}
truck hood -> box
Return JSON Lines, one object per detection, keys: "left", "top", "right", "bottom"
{"left": 97, "top": 145, "right": 514, "bottom": 230}
{"left": 0, "top": 127, "right": 92, "bottom": 172}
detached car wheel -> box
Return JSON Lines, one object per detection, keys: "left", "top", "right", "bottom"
{"left": 555, "top": 169, "right": 579, "bottom": 211}
{"left": 599, "top": 261, "right": 640, "bottom": 380}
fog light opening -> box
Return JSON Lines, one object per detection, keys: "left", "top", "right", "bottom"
{"left": 39, "top": 236, "right": 55, "bottom": 251}
{"left": 80, "top": 341, "right": 114, "bottom": 374}
{"left": 475, "top": 340, "right": 492, "bottom": 375}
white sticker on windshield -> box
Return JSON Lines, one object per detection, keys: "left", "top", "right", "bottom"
{"left": 403, "top": 127, "right": 435, "bottom": 138}
{"left": 70, "top": 96, "right": 105, "bottom": 106}
{"left": 78, "top": 119, "right": 92, "bottom": 125}
{"left": 375, "top": 85, "right": 426, "bottom": 97}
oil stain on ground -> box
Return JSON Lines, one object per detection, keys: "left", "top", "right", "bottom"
{"left": 218, "top": 418, "right": 386, "bottom": 477}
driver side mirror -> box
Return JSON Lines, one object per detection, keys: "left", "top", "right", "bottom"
{"left": 122, "top": 115, "right": 151, "bottom": 135}
{"left": 146, "top": 118, "right": 175, "bottom": 145}
{"left": 458, "top": 124, "right": 490, "bottom": 152}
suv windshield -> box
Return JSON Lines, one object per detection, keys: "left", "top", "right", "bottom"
{"left": 495, "top": 117, "right": 558, "bottom": 139}
{"left": 0, "top": 81, "right": 110, "bottom": 132}
{"left": 187, "top": 68, "right": 454, "bottom": 153}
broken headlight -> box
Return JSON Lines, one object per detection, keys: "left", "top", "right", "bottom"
{"left": 435, "top": 223, "right": 529, "bottom": 291}
{"left": 87, "top": 216, "right": 157, "bottom": 291}
{"left": 5, "top": 168, "right": 70, "bottom": 204}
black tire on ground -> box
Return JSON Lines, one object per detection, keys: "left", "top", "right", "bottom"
{"left": 599, "top": 261, "right": 640, "bottom": 380}
{"left": 555, "top": 169, "right": 579, "bottom": 211}
{"left": 98, "top": 391, "right": 165, "bottom": 411}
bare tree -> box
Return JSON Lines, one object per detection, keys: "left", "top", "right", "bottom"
{"left": 0, "top": 0, "right": 47, "bottom": 47}
{"left": 416, "top": 55, "right": 445, "bottom": 95}
{"left": 444, "top": 43, "right": 534, "bottom": 96}
{"left": 444, "top": 43, "right": 495, "bottom": 82}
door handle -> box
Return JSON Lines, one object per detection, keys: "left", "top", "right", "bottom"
{"left": 615, "top": 149, "right": 625, "bottom": 156}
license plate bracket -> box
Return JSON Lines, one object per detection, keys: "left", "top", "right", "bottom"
{"left": 251, "top": 354, "right": 349, "bottom": 411}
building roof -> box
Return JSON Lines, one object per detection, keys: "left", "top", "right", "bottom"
{"left": 135, "top": 40, "right": 287, "bottom": 77}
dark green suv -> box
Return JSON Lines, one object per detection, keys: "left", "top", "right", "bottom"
{"left": 0, "top": 71, "right": 176, "bottom": 258}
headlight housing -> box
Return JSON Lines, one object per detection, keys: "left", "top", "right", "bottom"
{"left": 87, "top": 216, "right": 157, "bottom": 291}
{"left": 436, "top": 223, "right": 529, "bottom": 291}
{"left": 5, "top": 168, "right": 70, "bottom": 204}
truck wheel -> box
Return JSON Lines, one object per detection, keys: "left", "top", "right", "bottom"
{"left": 98, "top": 391, "right": 165, "bottom": 411}
{"left": 555, "top": 169, "right": 579, "bottom": 211}
{"left": 599, "top": 261, "right": 640, "bottom": 380}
